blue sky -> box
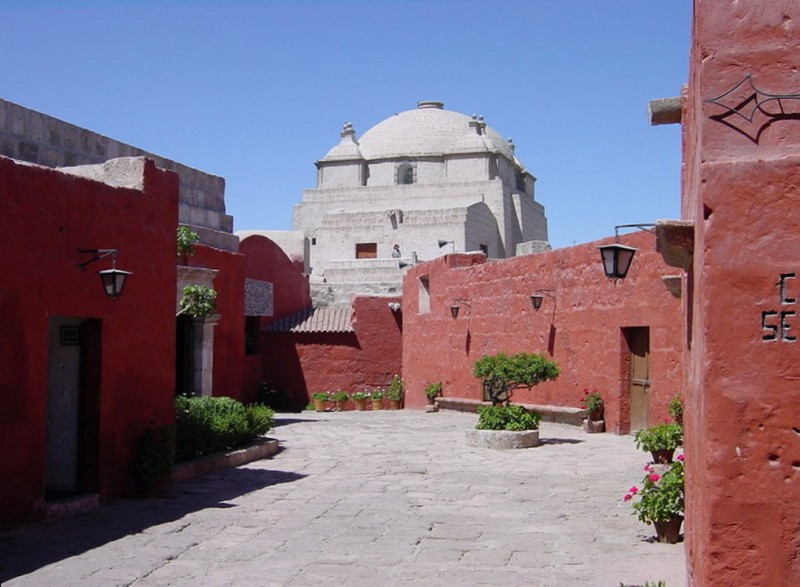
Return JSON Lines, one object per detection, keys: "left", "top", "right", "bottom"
{"left": 1, "top": 0, "right": 691, "bottom": 249}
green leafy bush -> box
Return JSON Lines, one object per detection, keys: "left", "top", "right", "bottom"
{"left": 668, "top": 393, "right": 684, "bottom": 425}
{"left": 178, "top": 284, "right": 217, "bottom": 318}
{"left": 473, "top": 352, "right": 560, "bottom": 405}
{"left": 387, "top": 375, "right": 404, "bottom": 401}
{"left": 330, "top": 391, "right": 348, "bottom": 402}
{"left": 351, "top": 392, "right": 369, "bottom": 401}
{"left": 177, "top": 225, "right": 200, "bottom": 256}
{"left": 475, "top": 404, "right": 541, "bottom": 431}
{"left": 424, "top": 382, "right": 442, "bottom": 400}
{"left": 370, "top": 389, "right": 384, "bottom": 400}
{"left": 634, "top": 423, "right": 683, "bottom": 453}
{"left": 175, "top": 396, "right": 274, "bottom": 461}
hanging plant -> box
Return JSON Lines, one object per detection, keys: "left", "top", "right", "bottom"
{"left": 178, "top": 284, "right": 217, "bottom": 318}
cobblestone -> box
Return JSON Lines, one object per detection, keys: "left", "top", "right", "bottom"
{"left": 0, "top": 410, "right": 685, "bottom": 586}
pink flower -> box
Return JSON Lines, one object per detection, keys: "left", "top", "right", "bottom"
{"left": 628, "top": 486, "right": 638, "bottom": 494}
{"left": 644, "top": 464, "right": 653, "bottom": 472}
{"left": 677, "top": 454, "right": 685, "bottom": 462}
{"left": 623, "top": 493, "right": 633, "bottom": 502}
{"left": 649, "top": 473, "right": 661, "bottom": 482}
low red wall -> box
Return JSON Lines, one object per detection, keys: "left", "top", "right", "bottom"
{"left": 401, "top": 232, "right": 683, "bottom": 433}
{"left": 0, "top": 157, "right": 177, "bottom": 528}
{"left": 263, "top": 295, "right": 402, "bottom": 409}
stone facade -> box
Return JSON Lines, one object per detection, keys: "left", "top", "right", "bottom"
{"left": 0, "top": 98, "right": 236, "bottom": 251}
{"left": 294, "top": 101, "right": 548, "bottom": 304}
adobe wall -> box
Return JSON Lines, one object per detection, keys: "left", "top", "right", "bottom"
{"left": 683, "top": 1, "right": 800, "bottom": 583}
{"left": 239, "top": 235, "right": 312, "bottom": 401}
{"left": 0, "top": 156, "right": 177, "bottom": 528}
{"left": 262, "top": 295, "right": 402, "bottom": 409}
{"left": 401, "top": 232, "right": 683, "bottom": 433}
{"left": 0, "top": 98, "right": 236, "bottom": 251}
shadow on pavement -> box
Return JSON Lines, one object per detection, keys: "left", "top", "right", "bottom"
{"left": 0, "top": 467, "right": 305, "bottom": 583}
{"left": 272, "top": 415, "right": 327, "bottom": 428}
{"left": 539, "top": 437, "right": 584, "bottom": 445}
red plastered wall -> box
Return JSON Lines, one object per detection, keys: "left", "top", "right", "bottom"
{"left": 401, "top": 233, "right": 683, "bottom": 433}
{"left": 0, "top": 157, "right": 177, "bottom": 528}
{"left": 262, "top": 295, "right": 402, "bottom": 410}
{"left": 683, "top": 2, "right": 800, "bottom": 583}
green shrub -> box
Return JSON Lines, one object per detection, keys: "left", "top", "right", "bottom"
{"left": 178, "top": 284, "right": 217, "bottom": 318}
{"left": 175, "top": 396, "right": 274, "bottom": 461}
{"left": 424, "top": 382, "right": 442, "bottom": 400}
{"left": 177, "top": 225, "right": 200, "bottom": 256}
{"left": 387, "top": 375, "right": 404, "bottom": 401}
{"left": 634, "top": 423, "right": 683, "bottom": 453}
{"left": 476, "top": 404, "right": 541, "bottom": 431}
{"left": 473, "top": 352, "right": 560, "bottom": 405}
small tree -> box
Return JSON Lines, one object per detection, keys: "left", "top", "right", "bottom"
{"left": 472, "top": 352, "right": 560, "bottom": 406}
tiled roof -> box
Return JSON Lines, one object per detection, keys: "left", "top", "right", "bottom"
{"left": 266, "top": 306, "right": 354, "bottom": 333}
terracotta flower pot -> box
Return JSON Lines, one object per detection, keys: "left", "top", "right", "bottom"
{"left": 355, "top": 399, "right": 367, "bottom": 411}
{"left": 313, "top": 399, "right": 327, "bottom": 412}
{"left": 371, "top": 399, "right": 382, "bottom": 410}
{"left": 651, "top": 449, "right": 675, "bottom": 464}
{"left": 389, "top": 399, "right": 401, "bottom": 410}
{"left": 335, "top": 400, "right": 346, "bottom": 412}
{"left": 653, "top": 516, "right": 683, "bottom": 544}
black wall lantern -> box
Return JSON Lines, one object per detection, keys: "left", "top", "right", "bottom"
{"left": 530, "top": 289, "right": 556, "bottom": 311}
{"left": 79, "top": 249, "right": 132, "bottom": 299}
{"left": 598, "top": 243, "right": 639, "bottom": 280}
{"left": 598, "top": 224, "right": 656, "bottom": 281}
{"left": 449, "top": 298, "right": 471, "bottom": 319}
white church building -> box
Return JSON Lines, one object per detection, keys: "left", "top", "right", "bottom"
{"left": 293, "top": 101, "right": 549, "bottom": 305}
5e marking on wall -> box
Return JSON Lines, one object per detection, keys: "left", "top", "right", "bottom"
{"left": 762, "top": 273, "right": 797, "bottom": 342}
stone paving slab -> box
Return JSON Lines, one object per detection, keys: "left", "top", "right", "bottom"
{"left": 0, "top": 411, "right": 686, "bottom": 586}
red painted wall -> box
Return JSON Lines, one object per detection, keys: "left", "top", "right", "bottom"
{"left": 401, "top": 233, "right": 683, "bottom": 433}
{"left": 262, "top": 295, "right": 402, "bottom": 409}
{"left": 188, "top": 244, "right": 246, "bottom": 401}
{"left": 240, "top": 235, "right": 312, "bottom": 402}
{"left": 683, "top": 2, "right": 800, "bottom": 583}
{"left": 0, "top": 157, "right": 177, "bottom": 529}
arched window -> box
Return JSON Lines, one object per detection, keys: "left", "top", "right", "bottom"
{"left": 397, "top": 163, "right": 415, "bottom": 185}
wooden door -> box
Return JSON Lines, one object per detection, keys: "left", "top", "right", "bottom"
{"left": 629, "top": 328, "right": 650, "bottom": 433}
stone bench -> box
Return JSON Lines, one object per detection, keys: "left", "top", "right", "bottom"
{"left": 435, "top": 397, "right": 587, "bottom": 427}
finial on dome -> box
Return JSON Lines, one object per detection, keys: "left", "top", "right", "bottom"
{"left": 340, "top": 122, "right": 356, "bottom": 138}
{"left": 507, "top": 137, "right": 515, "bottom": 151}
{"left": 417, "top": 101, "right": 444, "bottom": 110}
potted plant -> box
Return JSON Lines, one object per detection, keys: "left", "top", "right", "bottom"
{"left": 581, "top": 387, "right": 605, "bottom": 433}
{"left": 135, "top": 424, "right": 175, "bottom": 497}
{"left": 387, "top": 375, "right": 403, "bottom": 409}
{"left": 623, "top": 456, "right": 685, "bottom": 543}
{"left": 176, "top": 225, "right": 200, "bottom": 263}
{"left": 466, "top": 404, "right": 542, "bottom": 449}
{"left": 311, "top": 392, "right": 330, "bottom": 412}
{"left": 472, "top": 352, "right": 560, "bottom": 405}
{"left": 668, "top": 393, "right": 683, "bottom": 426}
{"left": 351, "top": 391, "right": 369, "bottom": 411}
{"left": 424, "top": 382, "right": 442, "bottom": 405}
{"left": 330, "top": 390, "right": 348, "bottom": 411}
{"left": 634, "top": 423, "right": 684, "bottom": 463}
{"left": 370, "top": 389, "right": 384, "bottom": 410}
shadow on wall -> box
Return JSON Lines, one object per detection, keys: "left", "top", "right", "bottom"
{"left": 0, "top": 467, "right": 306, "bottom": 583}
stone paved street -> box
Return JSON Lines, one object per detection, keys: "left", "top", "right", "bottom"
{"left": 0, "top": 411, "right": 686, "bottom": 586}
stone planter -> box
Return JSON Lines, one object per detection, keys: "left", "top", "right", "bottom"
{"left": 465, "top": 428, "right": 540, "bottom": 450}
{"left": 582, "top": 419, "right": 605, "bottom": 433}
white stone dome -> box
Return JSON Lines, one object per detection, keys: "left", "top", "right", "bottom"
{"left": 356, "top": 101, "right": 514, "bottom": 161}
